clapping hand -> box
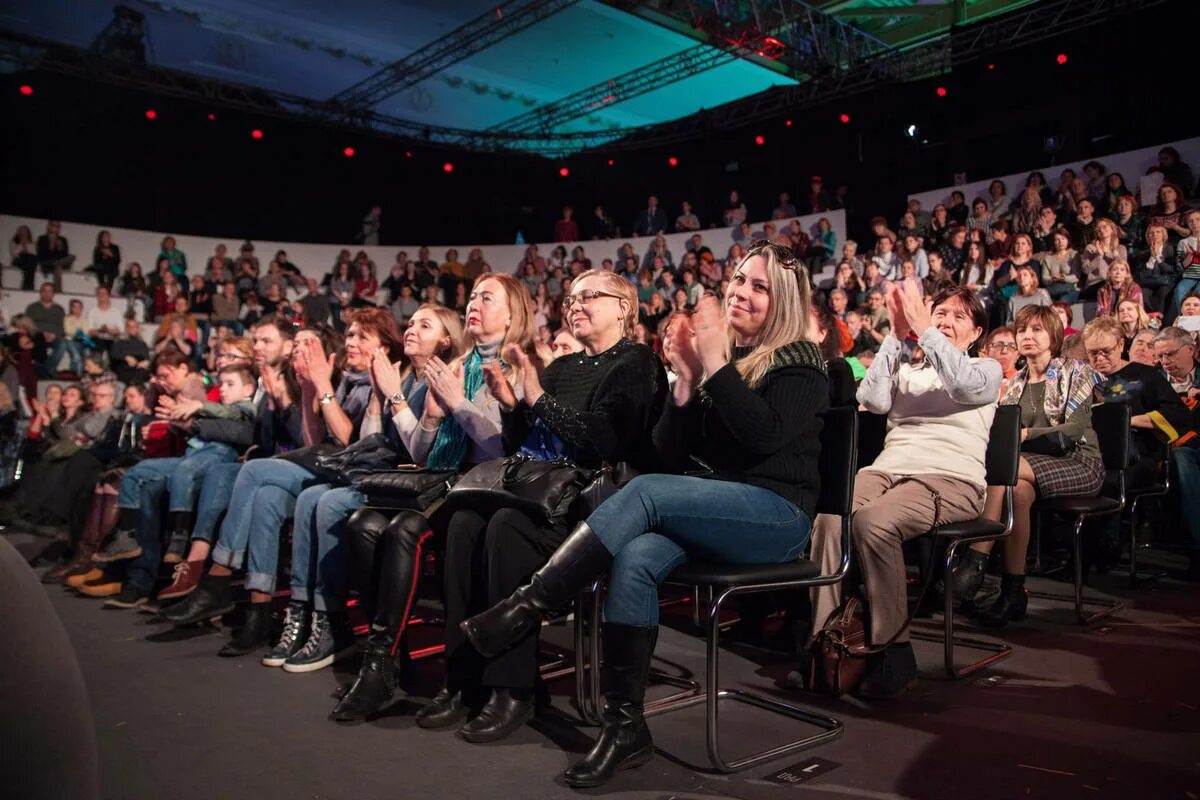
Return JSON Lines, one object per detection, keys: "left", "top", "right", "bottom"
{"left": 483, "top": 361, "right": 518, "bottom": 410}
{"left": 155, "top": 394, "right": 177, "bottom": 420}
{"left": 664, "top": 314, "right": 702, "bottom": 386}
{"left": 505, "top": 344, "right": 545, "bottom": 407}
{"left": 425, "top": 356, "right": 465, "bottom": 413}
{"left": 370, "top": 347, "right": 403, "bottom": 401}
{"left": 886, "top": 284, "right": 911, "bottom": 341}
{"left": 690, "top": 295, "right": 727, "bottom": 374}
{"left": 896, "top": 278, "right": 932, "bottom": 337}
{"left": 304, "top": 337, "right": 335, "bottom": 394}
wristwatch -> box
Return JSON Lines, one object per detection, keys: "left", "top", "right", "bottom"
{"left": 318, "top": 391, "right": 336, "bottom": 406}
{"left": 388, "top": 391, "right": 406, "bottom": 407}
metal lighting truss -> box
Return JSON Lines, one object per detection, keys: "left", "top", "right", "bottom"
{"left": 0, "top": 0, "right": 1169, "bottom": 157}
{"left": 495, "top": 0, "right": 895, "bottom": 134}
{"left": 330, "top": 0, "right": 578, "bottom": 109}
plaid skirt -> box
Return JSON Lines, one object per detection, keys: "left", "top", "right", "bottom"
{"left": 1025, "top": 451, "right": 1105, "bottom": 498}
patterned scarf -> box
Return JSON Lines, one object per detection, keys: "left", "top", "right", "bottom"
{"left": 426, "top": 347, "right": 487, "bottom": 470}
{"left": 1000, "top": 357, "right": 1096, "bottom": 425}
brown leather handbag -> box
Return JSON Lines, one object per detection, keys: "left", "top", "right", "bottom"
{"left": 809, "top": 595, "right": 871, "bottom": 696}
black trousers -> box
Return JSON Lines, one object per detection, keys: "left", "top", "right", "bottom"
{"left": 443, "top": 507, "right": 568, "bottom": 691}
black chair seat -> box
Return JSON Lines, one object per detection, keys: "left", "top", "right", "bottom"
{"left": 931, "top": 519, "right": 1007, "bottom": 538}
{"left": 669, "top": 559, "right": 821, "bottom": 587}
{"left": 1037, "top": 495, "right": 1121, "bottom": 514}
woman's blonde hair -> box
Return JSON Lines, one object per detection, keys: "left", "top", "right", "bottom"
{"left": 571, "top": 268, "right": 638, "bottom": 337}
{"left": 1081, "top": 314, "right": 1124, "bottom": 345}
{"left": 725, "top": 243, "right": 813, "bottom": 389}
{"left": 215, "top": 335, "right": 253, "bottom": 363}
{"left": 1116, "top": 297, "right": 1150, "bottom": 333}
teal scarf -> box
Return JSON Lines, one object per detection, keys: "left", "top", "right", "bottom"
{"left": 426, "top": 348, "right": 488, "bottom": 470}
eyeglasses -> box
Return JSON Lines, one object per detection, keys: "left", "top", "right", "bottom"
{"left": 1085, "top": 344, "right": 1120, "bottom": 359}
{"left": 562, "top": 289, "right": 622, "bottom": 311}
{"left": 1156, "top": 347, "right": 1184, "bottom": 361}
{"left": 987, "top": 342, "right": 1017, "bottom": 352}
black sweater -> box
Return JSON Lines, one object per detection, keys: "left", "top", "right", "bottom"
{"left": 653, "top": 342, "right": 829, "bottom": 517}
{"left": 502, "top": 339, "right": 667, "bottom": 473}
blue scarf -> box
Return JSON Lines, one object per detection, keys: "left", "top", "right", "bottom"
{"left": 426, "top": 348, "right": 488, "bottom": 470}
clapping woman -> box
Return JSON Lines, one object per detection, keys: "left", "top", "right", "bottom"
{"left": 460, "top": 242, "right": 826, "bottom": 786}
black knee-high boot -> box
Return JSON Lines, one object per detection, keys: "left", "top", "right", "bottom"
{"left": 564, "top": 623, "right": 658, "bottom": 788}
{"left": 460, "top": 521, "right": 611, "bottom": 658}
{"left": 331, "top": 512, "right": 431, "bottom": 722}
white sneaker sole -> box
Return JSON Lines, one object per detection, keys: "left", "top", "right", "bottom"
{"left": 281, "top": 653, "right": 335, "bottom": 673}
{"left": 261, "top": 652, "right": 294, "bottom": 668}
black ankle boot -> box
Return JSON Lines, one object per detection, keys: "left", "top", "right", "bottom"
{"left": 458, "top": 688, "right": 535, "bottom": 744}
{"left": 218, "top": 602, "right": 274, "bottom": 657}
{"left": 951, "top": 548, "right": 989, "bottom": 607}
{"left": 855, "top": 642, "right": 918, "bottom": 700}
{"left": 330, "top": 628, "right": 403, "bottom": 723}
{"left": 977, "top": 573, "right": 1028, "bottom": 628}
{"left": 162, "top": 510, "right": 194, "bottom": 564}
{"left": 160, "top": 572, "right": 234, "bottom": 626}
{"left": 416, "top": 687, "right": 470, "bottom": 729}
{"left": 461, "top": 522, "right": 611, "bottom": 658}
{"left": 563, "top": 624, "right": 657, "bottom": 788}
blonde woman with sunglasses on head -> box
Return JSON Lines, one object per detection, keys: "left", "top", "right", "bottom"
{"left": 459, "top": 242, "right": 828, "bottom": 787}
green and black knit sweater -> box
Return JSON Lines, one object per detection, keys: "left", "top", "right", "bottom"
{"left": 653, "top": 340, "right": 830, "bottom": 516}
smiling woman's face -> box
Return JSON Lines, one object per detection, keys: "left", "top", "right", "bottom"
{"left": 724, "top": 255, "right": 772, "bottom": 342}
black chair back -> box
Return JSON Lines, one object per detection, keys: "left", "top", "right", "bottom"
{"left": 816, "top": 406, "right": 858, "bottom": 518}
{"left": 985, "top": 405, "right": 1022, "bottom": 488}
{"left": 856, "top": 410, "right": 887, "bottom": 471}
{"left": 1093, "top": 402, "right": 1132, "bottom": 473}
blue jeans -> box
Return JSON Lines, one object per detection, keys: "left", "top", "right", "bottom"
{"left": 117, "top": 442, "right": 239, "bottom": 513}
{"left": 40, "top": 337, "right": 68, "bottom": 377}
{"left": 289, "top": 485, "right": 365, "bottom": 611}
{"left": 63, "top": 340, "right": 83, "bottom": 375}
{"left": 1173, "top": 278, "right": 1200, "bottom": 317}
{"left": 211, "top": 458, "right": 322, "bottom": 594}
{"left": 585, "top": 475, "right": 812, "bottom": 626}
{"left": 1046, "top": 281, "right": 1079, "bottom": 304}
{"left": 192, "top": 461, "right": 241, "bottom": 543}
{"left": 1171, "top": 449, "right": 1200, "bottom": 552}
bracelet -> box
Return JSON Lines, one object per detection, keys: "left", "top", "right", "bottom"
{"left": 318, "top": 392, "right": 336, "bottom": 406}
{"left": 388, "top": 391, "right": 406, "bottom": 407}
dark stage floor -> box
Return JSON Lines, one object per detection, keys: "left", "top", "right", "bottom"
{"left": 6, "top": 530, "right": 1200, "bottom": 800}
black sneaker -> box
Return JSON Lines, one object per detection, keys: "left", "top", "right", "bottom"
{"left": 92, "top": 529, "right": 142, "bottom": 563}
{"left": 262, "top": 602, "right": 311, "bottom": 668}
{"left": 856, "top": 642, "right": 918, "bottom": 700}
{"left": 103, "top": 584, "right": 150, "bottom": 609}
{"left": 282, "top": 611, "right": 354, "bottom": 674}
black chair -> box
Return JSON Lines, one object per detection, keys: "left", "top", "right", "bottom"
{"left": 1027, "top": 402, "right": 1130, "bottom": 624}
{"left": 1125, "top": 455, "right": 1169, "bottom": 587}
{"left": 600, "top": 405, "right": 858, "bottom": 773}
{"left": 909, "top": 405, "right": 1021, "bottom": 679}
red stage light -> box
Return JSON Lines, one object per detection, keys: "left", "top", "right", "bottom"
{"left": 785, "top": 119, "right": 793, "bottom": 127}
{"left": 18, "top": 85, "right": 33, "bottom": 96}
{"left": 607, "top": 159, "right": 615, "bottom": 166}
{"left": 251, "top": 129, "right": 264, "bottom": 140}
{"left": 667, "top": 156, "right": 678, "bottom": 167}
{"left": 1056, "top": 53, "right": 1068, "bottom": 65}
{"left": 754, "top": 135, "right": 765, "bottom": 146}
{"left": 559, "top": 167, "right": 569, "bottom": 177}
{"left": 207, "top": 113, "right": 216, "bottom": 120}
{"left": 987, "top": 63, "right": 996, "bottom": 71}
{"left": 839, "top": 113, "right": 851, "bottom": 124}
{"left": 936, "top": 86, "right": 947, "bottom": 97}
{"left": 343, "top": 147, "right": 355, "bottom": 158}
{"left": 145, "top": 109, "right": 158, "bottom": 120}
{"left": 442, "top": 162, "right": 454, "bottom": 173}
{"left": 405, "top": 151, "right": 413, "bottom": 158}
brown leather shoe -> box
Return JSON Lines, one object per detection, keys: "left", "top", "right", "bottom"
{"left": 66, "top": 567, "right": 103, "bottom": 589}
{"left": 42, "top": 543, "right": 99, "bottom": 584}
{"left": 77, "top": 576, "right": 122, "bottom": 598}
{"left": 158, "top": 560, "right": 204, "bottom": 601}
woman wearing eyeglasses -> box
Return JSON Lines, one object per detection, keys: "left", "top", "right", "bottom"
{"left": 956, "top": 305, "right": 1103, "bottom": 626}
{"left": 1082, "top": 316, "right": 1188, "bottom": 571}
{"left": 459, "top": 243, "right": 827, "bottom": 786}
{"left": 408, "top": 269, "right": 666, "bottom": 745}
{"left": 982, "top": 326, "right": 1020, "bottom": 396}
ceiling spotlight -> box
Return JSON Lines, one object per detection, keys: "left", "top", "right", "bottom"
{"left": 935, "top": 86, "right": 947, "bottom": 97}
{"left": 442, "top": 162, "right": 454, "bottom": 173}
{"left": 343, "top": 147, "right": 355, "bottom": 158}
{"left": 19, "top": 85, "right": 34, "bottom": 96}
{"left": 905, "top": 124, "right": 919, "bottom": 139}
{"left": 558, "top": 167, "right": 569, "bottom": 177}
{"left": 145, "top": 109, "right": 158, "bottom": 120}
{"left": 251, "top": 129, "right": 264, "bottom": 140}
{"left": 667, "top": 156, "right": 678, "bottom": 167}
{"left": 839, "top": 113, "right": 851, "bottom": 124}
{"left": 1056, "top": 53, "right": 1068, "bottom": 65}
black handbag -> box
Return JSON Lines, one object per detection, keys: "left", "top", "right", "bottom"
{"left": 310, "top": 433, "right": 411, "bottom": 485}
{"left": 445, "top": 455, "right": 601, "bottom": 525}
{"left": 1021, "top": 430, "right": 1073, "bottom": 457}
{"left": 354, "top": 466, "right": 459, "bottom": 511}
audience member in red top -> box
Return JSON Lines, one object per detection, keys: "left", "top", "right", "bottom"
{"left": 553, "top": 205, "right": 579, "bottom": 243}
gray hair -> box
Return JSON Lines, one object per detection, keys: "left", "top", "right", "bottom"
{"left": 1154, "top": 326, "right": 1195, "bottom": 349}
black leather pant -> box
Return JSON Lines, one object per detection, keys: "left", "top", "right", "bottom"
{"left": 346, "top": 508, "right": 435, "bottom": 656}
{"left": 443, "top": 507, "right": 568, "bottom": 691}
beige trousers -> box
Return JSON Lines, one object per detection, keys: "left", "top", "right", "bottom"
{"left": 810, "top": 470, "right": 984, "bottom": 645}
